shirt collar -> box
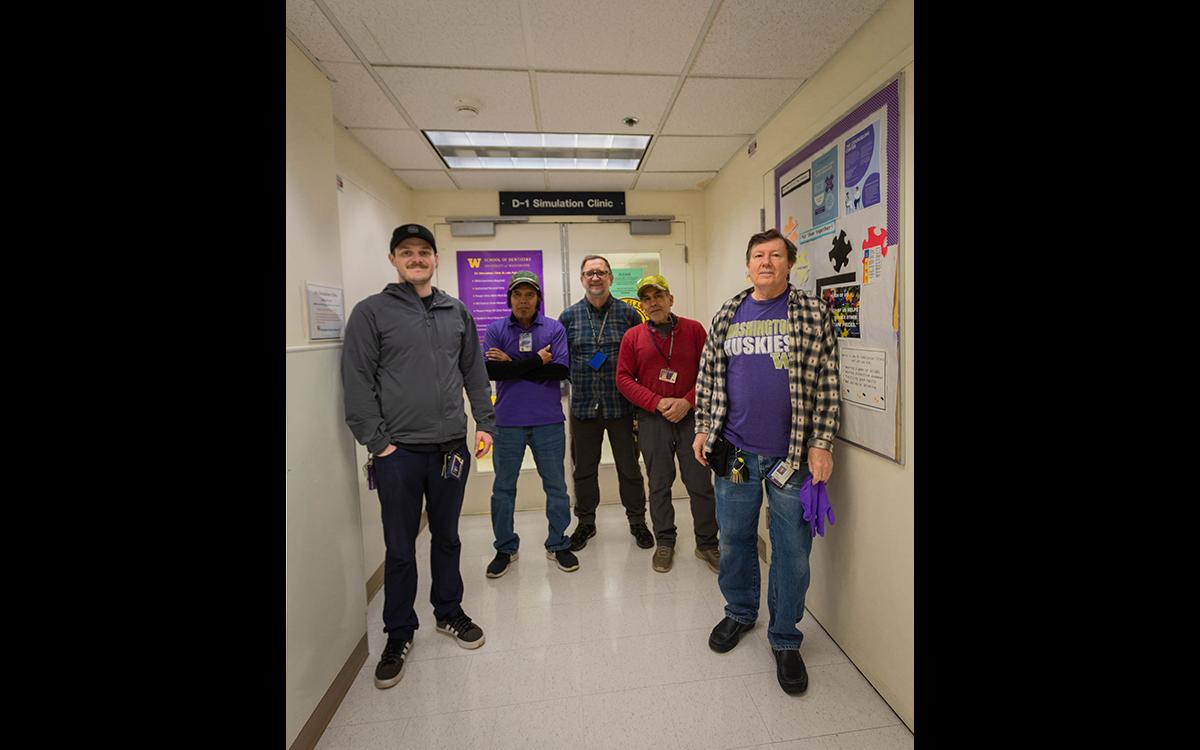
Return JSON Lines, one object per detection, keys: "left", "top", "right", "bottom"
{"left": 508, "top": 312, "right": 542, "bottom": 328}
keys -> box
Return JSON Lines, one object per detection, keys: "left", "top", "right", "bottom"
{"left": 729, "top": 453, "right": 747, "bottom": 484}
{"left": 363, "top": 456, "right": 376, "bottom": 490}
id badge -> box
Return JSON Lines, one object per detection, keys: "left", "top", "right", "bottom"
{"left": 588, "top": 351, "right": 607, "bottom": 370}
{"left": 450, "top": 453, "right": 464, "bottom": 480}
{"left": 658, "top": 368, "right": 678, "bottom": 383}
{"left": 519, "top": 332, "right": 533, "bottom": 352}
{"left": 768, "top": 461, "right": 795, "bottom": 489}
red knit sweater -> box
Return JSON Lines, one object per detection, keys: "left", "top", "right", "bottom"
{"left": 616, "top": 315, "right": 708, "bottom": 412}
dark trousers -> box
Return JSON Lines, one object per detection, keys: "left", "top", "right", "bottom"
{"left": 636, "top": 409, "right": 719, "bottom": 549}
{"left": 372, "top": 443, "right": 470, "bottom": 643}
{"left": 569, "top": 413, "right": 646, "bottom": 525}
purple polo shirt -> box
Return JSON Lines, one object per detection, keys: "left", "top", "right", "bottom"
{"left": 483, "top": 313, "right": 569, "bottom": 427}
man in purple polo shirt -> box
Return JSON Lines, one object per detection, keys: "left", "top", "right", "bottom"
{"left": 482, "top": 271, "right": 579, "bottom": 577}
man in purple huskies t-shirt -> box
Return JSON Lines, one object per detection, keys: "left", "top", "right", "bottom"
{"left": 693, "top": 229, "right": 841, "bottom": 696}
{"left": 482, "top": 271, "right": 580, "bottom": 578}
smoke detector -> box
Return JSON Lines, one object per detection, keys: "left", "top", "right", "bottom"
{"left": 456, "top": 98, "right": 480, "bottom": 118}
{"left": 623, "top": 116, "right": 640, "bottom": 127}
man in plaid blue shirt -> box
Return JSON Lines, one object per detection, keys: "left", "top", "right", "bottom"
{"left": 558, "top": 254, "right": 651, "bottom": 551}
{"left": 692, "top": 229, "right": 840, "bottom": 696}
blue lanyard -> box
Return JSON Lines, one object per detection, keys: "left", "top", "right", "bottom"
{"left": 647, "top": 320, "right": 675, "bottom": 367}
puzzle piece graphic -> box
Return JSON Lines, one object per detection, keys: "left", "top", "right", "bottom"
{"left": 829, "top": 230, "right": 852, "bottom": 272}
{"left": 862, "top": 226, "right": 888, "bottom": 257}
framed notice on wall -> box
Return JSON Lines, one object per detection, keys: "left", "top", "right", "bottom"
{"left": 771, "top": 76, "right": 904, "bottom": 463}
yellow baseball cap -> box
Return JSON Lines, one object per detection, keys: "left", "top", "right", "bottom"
{"left": 635, "top": 274, "right": 670, "bottom": 295}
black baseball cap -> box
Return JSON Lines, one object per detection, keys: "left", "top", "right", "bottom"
{"left": 390, "top": 224, "right": 437, "bottom": 253}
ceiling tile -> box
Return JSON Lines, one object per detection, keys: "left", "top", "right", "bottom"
{"left": 324, "top": 0, "right": 527, "bottom": 67}
{"left": 690, "top": 0, "right": 889, "bottom": 78}
{"left": 377, "top": 68, "right": 536, "bottom": 131}
{"left": 526, "top": 0, "right": 712, "bottom": 74}
{"left": 286, "top": 0, "right": 358, "bottom": 63}
{"left": 326, "top": 63, "right": 407, "bottom": 129}
{"left": 634, "top": 172, "right": 717, "bottom": 191}
{"left": 662, "top": 78, "right": 801, "bottom": 135}
{"left": 536, "top": 73, "right": 676, "bottom": 134}
{"left": 450, "top": 171, "right": 548, "bottom": 191}
{"left": 393, "top": 171, "right": 458, "bottom": 190}
{"left": 347, "top": 129, "right": 444, "bottom": 169}
{"left": 643, "top": 135, "right": 748, "bottom": 171}
{"left": 546, "top": 171, "right": 637, "bottom": 191}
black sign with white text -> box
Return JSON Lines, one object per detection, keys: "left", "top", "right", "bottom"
{"left": 500, "top": 191, "right": 625, "bottom": 216}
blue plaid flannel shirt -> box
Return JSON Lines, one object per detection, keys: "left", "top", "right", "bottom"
{"left": 559, "top": 295, "right": 643, "bottom": 420}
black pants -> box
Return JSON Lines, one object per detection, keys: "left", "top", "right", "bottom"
{"left": 372, "top": 442, "right": 469, "bottom": 643}
{"left": 569, "top": 413, "right": 646, "bottom": 525}
{"left": 636, "top": 409, "right": 719, "bottom": 549}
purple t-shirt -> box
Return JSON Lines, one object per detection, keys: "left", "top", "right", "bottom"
{"left": 722, "top": 289, "right": 791, "bottom": 457}
{"left": 483, "top": 313, "right": 569, "bottom": 427}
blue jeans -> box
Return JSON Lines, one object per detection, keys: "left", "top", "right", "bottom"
{"left": 491, "top": 423, "right": 572, "bottom": 554}
{"left": 715, "top": 450, "right": 813, "bottom": 651}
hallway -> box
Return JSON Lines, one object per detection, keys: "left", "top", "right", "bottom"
{"left": 317, "top": 501, "right": 912, "bottom": 749}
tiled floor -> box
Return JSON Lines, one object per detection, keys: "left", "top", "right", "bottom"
{"left": 318, "top": 501, "right": 913, "bottom": 749}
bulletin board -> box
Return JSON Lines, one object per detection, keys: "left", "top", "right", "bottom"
{"left": 771, "top": 76, "right": 904, "bottom": 462}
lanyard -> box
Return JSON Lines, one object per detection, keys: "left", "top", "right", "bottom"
{"left": 587, "top": 305, "right": 610, "bottom": 346}
{"left": 647, "top": 321, "right": 675, "bottom": 367}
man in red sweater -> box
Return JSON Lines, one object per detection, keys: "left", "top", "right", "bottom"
{"left": 616, "top": 274, "right": 720, "bottom": 573}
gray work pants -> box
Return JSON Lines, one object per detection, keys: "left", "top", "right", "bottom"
{"left": 569, "top": 413, "right": 647, "bottom": 525}
{"left": 636, "top": 409, "right": 719, "bottom": 549}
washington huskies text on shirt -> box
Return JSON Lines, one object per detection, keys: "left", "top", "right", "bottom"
{"left": 722, "top": 318, "right": 790, "bottom": 369}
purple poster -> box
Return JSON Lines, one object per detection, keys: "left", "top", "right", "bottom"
{"left": 456, "top": 250, "right": 544, "bottom": 350}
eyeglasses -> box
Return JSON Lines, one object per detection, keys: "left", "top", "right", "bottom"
{"left": 582, "top": 270, "right": 610, "bottom": 278}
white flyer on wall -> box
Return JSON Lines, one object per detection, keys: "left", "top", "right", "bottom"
{"left": 838, "top": 345, "right": 886, "bottom": 411}
{"left": 306, "top": 282, "right": 345, "bottom": 340}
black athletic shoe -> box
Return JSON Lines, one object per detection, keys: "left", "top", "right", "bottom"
{"left": 486, "top": 551, "right": 518, "bottom": 578}
{"left": 374, "top": 639, "right": 412, "bottom": 689}
{"left": 630, "top": 522, "right": 654, "bottom": 549}
{"left": 775, "top": 649, "right": 809, "bottom": 694}
{"left": 546, "top": 548, "right": 580, "bottom": 572}
{"left": 569, "top": 523, "right": 596, "bottom": 551}
{"left": 435, "top": 611, "right": 486, "bottom": 649}
{"left": 708, "top": 616, "right": 754, "bottom": 653}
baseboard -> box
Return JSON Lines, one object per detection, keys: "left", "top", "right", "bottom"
{"left": 289, "top": 634, "right": 368, "bottom": 750}
{"left": 365, "top": 562, "right": 384, "bottom": 602}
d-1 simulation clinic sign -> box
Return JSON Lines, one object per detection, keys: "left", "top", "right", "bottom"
{"left": 500, "top": 191, "right": 625, "bottom": 216}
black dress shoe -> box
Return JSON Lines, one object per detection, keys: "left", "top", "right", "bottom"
{"left": 708, "top": 616, "right": 754, "bottom": 653}
{"left": 774, "top": 649, "right": 808, "bottom": 694}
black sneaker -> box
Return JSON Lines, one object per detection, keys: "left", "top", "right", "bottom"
{"left": 546, "top": 548, "right": 580, "bottom": 572}
{"left": 630, "top": 522, "right": 654, "bottom": 549}
{"left": 374, "top": 639, "right": 411, "bottom": 689}
{"left": 435, "top": 611, "right": 485, "bottom": 649}
{"left": 569, "top": 523, "right": 596, "bottom": 551}
{"left": 486, "top": 551, "right": 518, "bottom": 578}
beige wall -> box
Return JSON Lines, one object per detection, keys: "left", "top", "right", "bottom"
{"left": 285, "top": 36, "right": 368, "bottom": 747}
{"left": 700, "top": 0, "right": 914, "bottom": 730}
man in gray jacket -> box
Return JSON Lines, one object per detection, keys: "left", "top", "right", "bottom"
{"left": 342, "top": 223, "right": 496, "bottom": 689}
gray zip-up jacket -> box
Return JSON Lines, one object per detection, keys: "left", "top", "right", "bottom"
{"left": 342, "top": 282, "right": 495, "bottom": 455}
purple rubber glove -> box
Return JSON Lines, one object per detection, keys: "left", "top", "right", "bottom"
{"left": 800, "top": 476, "right": 835, "bottom": 537}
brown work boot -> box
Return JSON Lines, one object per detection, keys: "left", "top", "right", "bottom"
{"left": 695, "top": 546, "right": 720, "bottom": 573}
{"left": 652, "top": 545, "right": 674, "bottom": 573}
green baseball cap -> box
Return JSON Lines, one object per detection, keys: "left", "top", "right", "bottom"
{"left": 507, "top": 271, "right": 541, "bottom": 291}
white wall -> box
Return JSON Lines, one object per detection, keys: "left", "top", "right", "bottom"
{"left": 285, "top": 36, "right": 369, "bottom": 747}
{"left": 700, "top": 0, "right": 914, "bottom": 730}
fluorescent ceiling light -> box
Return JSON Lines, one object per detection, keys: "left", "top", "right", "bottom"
{"left": 424, "top": 131, "right": 651, "bottom": 171}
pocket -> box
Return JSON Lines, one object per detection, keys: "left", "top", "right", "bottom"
{"left": 375, "top": 444, "right": 401, "bottom": 460}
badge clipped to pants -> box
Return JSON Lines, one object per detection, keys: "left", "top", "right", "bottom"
{"left": 767, "top": 460, "right": 796, "bottom": 489}
{"left": 443, "top": 451, "right": 464, "bottom": 480}
{"left": 588, "top": 351, "right": 607, "bottom": 370}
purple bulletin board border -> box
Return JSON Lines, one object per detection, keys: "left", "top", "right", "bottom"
{"left": 773, "top": 77, "right": 901, "bottom": 244}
